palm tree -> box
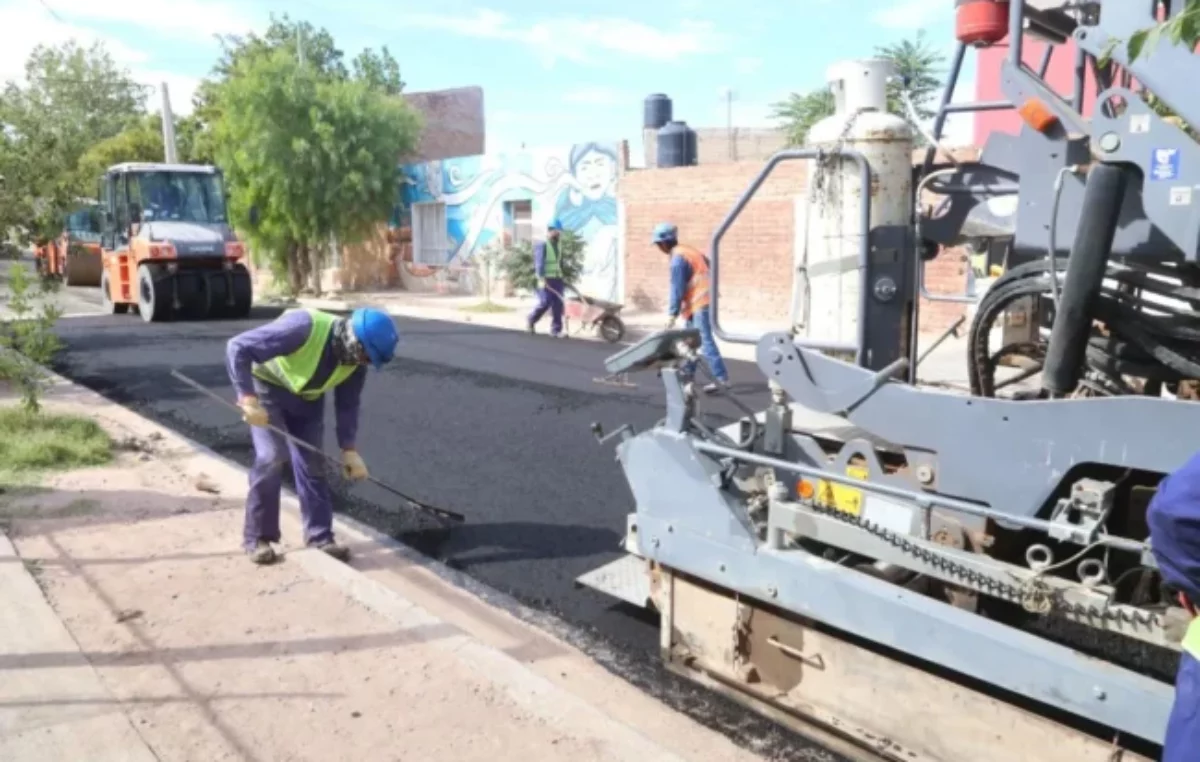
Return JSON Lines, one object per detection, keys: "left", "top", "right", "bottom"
{"left": 771, "top": 30, "right": 947, "bottom": 146}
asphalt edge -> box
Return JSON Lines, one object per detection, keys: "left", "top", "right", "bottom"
{"left": 19, "top": 363, "right": 692, "bottom": 762}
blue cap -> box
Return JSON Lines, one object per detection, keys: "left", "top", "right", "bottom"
{"left": 547, "top": 218, "right": 564, "bottom": 231}
{"left": 651, "top": 222, "right": 677, "bottom": 244}
{"left": 350, "top": 307, "right": 400, "bottom": 370}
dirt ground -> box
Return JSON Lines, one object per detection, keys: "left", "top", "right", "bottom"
{"left": 0, "top": 379, "right": 769, "bottom": 762}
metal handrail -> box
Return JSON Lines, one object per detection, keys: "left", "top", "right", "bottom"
{"left": 708, "top": 148, "right": 873, "bottom": 367}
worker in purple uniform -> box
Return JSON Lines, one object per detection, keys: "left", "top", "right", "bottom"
{"left": 526, "top": 217, "right": 566, "bottom": 337}
{"left": 1146, "top": 450, "right": 1200, "bottom": 760}
{"left": 226, "top": 307, "right": 399, "bottom": 565}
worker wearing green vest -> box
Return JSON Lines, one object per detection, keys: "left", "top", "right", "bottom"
{"left": 527, "top": 217, "right": 567, "bottom": 337}
{"left": 226, "top": 307, "right": 399, "bottom": 565}
{"left": 1146, "top": 450, "right": 1200, "bottom": 759}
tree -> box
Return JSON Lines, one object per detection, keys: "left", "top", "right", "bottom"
{"left": 189, "top": 15, "right": 405, "bottom": 163}
{"left": 0, "top": 41, "right": 147, "bottom": 242}
{"left": 498, "top": 232, "right": 586, "bottom": 293}
{"left": 1109, "top": 1, "right": 1200, "bottom": 63}
{"left": 771, "top": 30, "right": 946, "bottom": 146}
{"left": 210, "top": 45, "right": 421, "bottom": 295}
{"left": 76, "top": 113, "right": 209, "bottom": 183}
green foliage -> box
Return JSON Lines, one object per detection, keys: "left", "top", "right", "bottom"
{"left": 772, "top": 30, "right": 946, "bottom": 146}
{"left": 0, "top": 406, "right": 112, "bottom": 478}
{"left": 78, "top": 114, "right": 210, "bottom": 183}
{"left": 0, "top": 264, "right": 63, "bottom": 413}
{"left": 498, "top": 232, "right": 586, "bottom": 293}
{"left": 1102, "top": 1, "right": 1200, "bottom": 66}
{"left": 208, "top": 35, "right": 421, "bottom": 294}
{"left": 0, "top": 41, "right": 147, "bottom": 243}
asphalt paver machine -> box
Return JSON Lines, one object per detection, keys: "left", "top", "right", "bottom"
{"left": 579, "top": 3, "right": 1200, "bottom": 759}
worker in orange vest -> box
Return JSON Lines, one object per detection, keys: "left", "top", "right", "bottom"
{"left": 652, "top": 222, "right": 729, "bottom": 394}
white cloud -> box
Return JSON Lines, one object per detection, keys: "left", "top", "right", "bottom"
{"left": 42, "top": 0, "right": 256, "bottom": 41}
{"left": 871, "top": 0, "right": 948, "bottom": 29}
{"left": 0, "top": 2, "right": 213, "bottom": 118}
{"left": 398, "top": 9, "right": 725, "bottom": 66}
{"left": 0, "top": 3, "right": 148, "bottom": 83}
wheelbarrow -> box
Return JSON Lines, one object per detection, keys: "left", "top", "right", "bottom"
{"left": 545, "top": 282, "right": 627, "bottom": 343}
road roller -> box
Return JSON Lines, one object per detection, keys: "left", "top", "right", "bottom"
{"left": 97, "top": 161, "right": 252, "bottom": 322}
{"left": 34, "top": 200, "right": 103, "bottom": 287}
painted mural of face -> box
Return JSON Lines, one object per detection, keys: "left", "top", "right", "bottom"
{"left": 573, "top": 149, "right": 616, "bottom": 201}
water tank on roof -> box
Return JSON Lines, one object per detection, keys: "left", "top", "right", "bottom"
{"left": 643, "top": 94, "right": 673, "bottom": 130}
{"left": 656, "top": 120, "right": 696, "bottom": 168}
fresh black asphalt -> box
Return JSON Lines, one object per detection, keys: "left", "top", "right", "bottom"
{"left": 47, "top": 303, "right": 850, "bottom": 762}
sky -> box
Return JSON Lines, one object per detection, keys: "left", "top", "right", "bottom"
{"left": 0, "top": 0, "right": 978, "bottom": 156}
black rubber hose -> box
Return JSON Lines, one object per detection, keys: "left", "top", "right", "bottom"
{"left": 967, "top": 258, "right": 1200, "bottom": 397}
{"left": 1042, "top": 164, "right": 1129, "bottom": 396}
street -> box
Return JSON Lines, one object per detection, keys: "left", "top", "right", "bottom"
{"left": 0, "top": 259, "right": 838, "bottom": 760}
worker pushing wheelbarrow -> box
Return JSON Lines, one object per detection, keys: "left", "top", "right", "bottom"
{"left": 525, "top": 217, "right": 627, "bottom": 343}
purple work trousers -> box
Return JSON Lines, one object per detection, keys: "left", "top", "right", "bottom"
{"left": 243, "top": 378, "right": 336, "bottom": 551}
{"left": 528, "top": 277, "right": 565, "bottom": 336}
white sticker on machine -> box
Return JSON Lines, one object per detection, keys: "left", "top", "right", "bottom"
{"left": 860, "top": 494, "right": 915, "bottom": 536}
{"left": 1170, "top": 186, "right": 1193, "bottom": 206}
{"left": 1130, "top": 114, "right": 1151, "bottom": 134}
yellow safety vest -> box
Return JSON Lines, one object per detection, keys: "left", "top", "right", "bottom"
{"left": 251, "top": 309, "right": 359, "bottom": 401}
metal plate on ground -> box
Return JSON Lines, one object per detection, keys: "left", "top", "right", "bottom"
{"left": 575, "top": 554, "right": 652, "bottom": 608}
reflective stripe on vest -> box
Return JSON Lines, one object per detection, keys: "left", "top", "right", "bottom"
{"left": 1183, "top": 616, "right": 1200, "bottom": 659}
{"left": 251, "top": 308, "right": 359, "bottom": 401}
{"left": 674, "top": 244, "right": 710, "bottom": 318}
{"left": 543, "top": 240, "right": 562, "bottom": 278}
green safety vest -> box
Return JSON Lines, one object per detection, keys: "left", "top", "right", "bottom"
{"left": 543, "top": 240, "right": 562, "bottom": 279}
{"left": 251, "top": 309, "right": 359, "bottom": 401}
{"left": 1183, "top": 617, "right": 1200, "bottom": 659}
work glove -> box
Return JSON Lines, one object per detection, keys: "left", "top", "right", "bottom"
{"left": 664, "top": 316, "right": 678, "bottom": 330}
{"left": 536, "top": 278, "right": 545, "bottom": 290}
{"left": 238, "top": 395, "right": 269, "bottom": 427}
{"left": 342, "top": 450, "right": 369, "bottom": 481}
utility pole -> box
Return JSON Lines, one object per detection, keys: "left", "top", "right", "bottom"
{"left": 719, "top": 87, "right": 737, "bottom": 161}
{"left": 161, "top": 82, "right": 178, "bottom": 164}
{"left": 297, "top": 27, "right": 305, "bottom": 66}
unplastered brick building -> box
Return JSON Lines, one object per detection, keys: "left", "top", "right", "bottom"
{"left": 618, "top": 150, "right": 975, "bottom": 335}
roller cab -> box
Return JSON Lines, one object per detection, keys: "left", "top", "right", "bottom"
{"left": 98, "top": 162, "right": 252, "bottom": 322}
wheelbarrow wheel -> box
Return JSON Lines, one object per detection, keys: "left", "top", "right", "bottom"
{"left": 598, "top": 314, "right": 625, "bottom": 343}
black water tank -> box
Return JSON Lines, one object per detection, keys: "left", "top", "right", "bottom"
{"left": 656, "top": 121, "right": 696, "bottom": 168}
{"left": 643, "top": 94, "right": 673, "bottom": 130}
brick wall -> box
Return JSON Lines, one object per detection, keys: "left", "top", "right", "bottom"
{"left": 403, "top": 86, "right": 485, "bottom": 162}
{"left": 620, "top": 148, "right": 977, "bottom": 335}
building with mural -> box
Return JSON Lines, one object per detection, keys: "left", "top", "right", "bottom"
{"left": 395, "top": 140, "right": 628, "bottom": 301}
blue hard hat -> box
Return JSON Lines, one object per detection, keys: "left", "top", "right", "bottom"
{"left": 547, "top": 217, "right": 564, "bottom": 231}
{"left": 651, "top": 222, "right": 677, "bottom": 244}
{"left": 350, "top": 307, "right": 399, "bottom": 370}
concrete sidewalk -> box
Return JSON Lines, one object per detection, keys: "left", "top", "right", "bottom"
{"left": 0, "top": 377, "right": 768, "bottom": 762}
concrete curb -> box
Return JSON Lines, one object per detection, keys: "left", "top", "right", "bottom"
{"left": 17, "top": 366, "right": 694, "bottom": 762}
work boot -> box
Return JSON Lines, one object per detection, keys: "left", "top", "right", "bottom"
{"left": 703, "top": 380, "right": 731, "bottom": 395}
{"left": 314, "top": 540, "right": 350, "bottom": 562}
{"left": 527, "top": 319, "right": 535, "bottom": 334}
{"left": 248, "top": 540, "right": 278, "bottom": 565}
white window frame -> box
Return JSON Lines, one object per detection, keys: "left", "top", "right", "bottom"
{"left": 412, "top": 201, "right": 448, "bottom": 266}
{"left": 507, "top": 199, "right": 533, "bottom": 245}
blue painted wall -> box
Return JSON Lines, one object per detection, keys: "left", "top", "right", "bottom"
{"left": 399, "top": 141, "right": 623, "bottom": 300}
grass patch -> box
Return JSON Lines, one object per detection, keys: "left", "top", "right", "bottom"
{"left": 459, "top": 302, "right": 515, "bottom": 314}
{"left": 0, "top": 406, "right": 112, "bottom": 481}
